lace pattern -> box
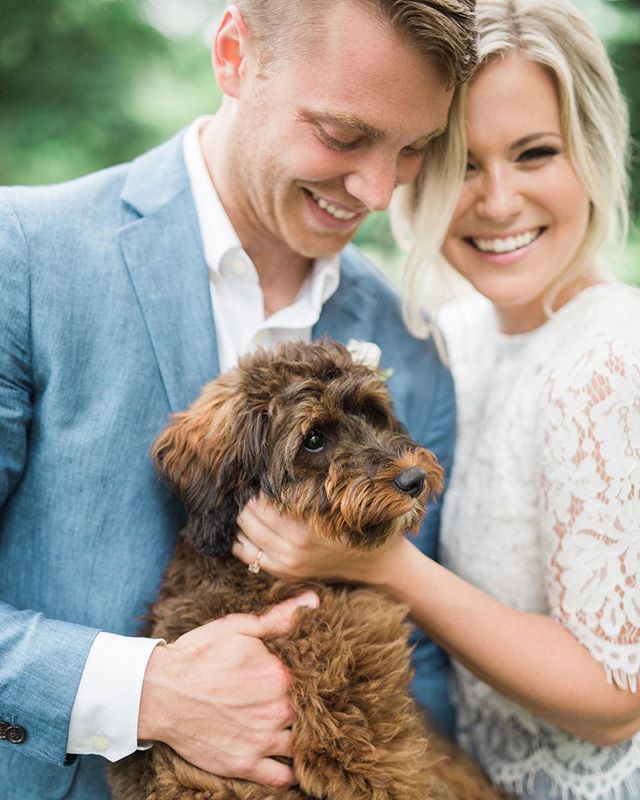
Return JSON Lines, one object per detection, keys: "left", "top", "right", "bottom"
{"left": 440, "top": 285, "right": 640, "bottom": 800}
{"left": 455, "top": 668, "right": 640, "bottom": 800}
{"left": 539, "top": 335, "right": 640, "bottom": 691}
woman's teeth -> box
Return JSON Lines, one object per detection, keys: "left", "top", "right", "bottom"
{"left": 471, "top": 228, "right": 541, "bottom": 253}
{"left": 311, "top": 192, "right": 358, "bottom": 220}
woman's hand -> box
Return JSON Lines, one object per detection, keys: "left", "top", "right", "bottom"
{"left": 234, "top": 498, "right": 640, "bottom": 744}
{"left": 233, "top": 495, "right": 400, "bottom": 584}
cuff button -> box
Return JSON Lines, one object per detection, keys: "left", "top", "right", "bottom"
{"left": 6, "top": 725, "right": 26, "bottom": 745}
{"left": 90, "top": 734, "right": 110, "bottom": 752}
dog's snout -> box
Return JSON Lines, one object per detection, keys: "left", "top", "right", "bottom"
{"left": 393, "top": 467, "right": 426, "bottom": 498}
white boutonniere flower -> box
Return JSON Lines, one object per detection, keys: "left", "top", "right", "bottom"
{"left": 346, "top": 339, "right": 394, "bottom": 380}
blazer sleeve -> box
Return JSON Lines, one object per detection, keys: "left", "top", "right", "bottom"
{"left": 0, "top": 192, "right": 100, "bottom": 766}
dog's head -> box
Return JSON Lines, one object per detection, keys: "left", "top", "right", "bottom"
{"left": 152, "top": 340, "right": 443, "bottom": 557}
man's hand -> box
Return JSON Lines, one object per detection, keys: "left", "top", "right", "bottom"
{"left": 137, "top": 591, "right": 319, "bottom": 787}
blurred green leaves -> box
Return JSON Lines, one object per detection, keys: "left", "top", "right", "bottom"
{"left": 0, "top": 0, "right": 637, "bottom": 283}
{"left": 0, "top": 0, "right": 219, "bottom": 184}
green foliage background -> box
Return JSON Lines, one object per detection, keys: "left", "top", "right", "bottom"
{"left": 1, "top": 0, "right": 638, "bottom": 286}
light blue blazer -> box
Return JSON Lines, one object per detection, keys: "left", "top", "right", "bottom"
{"left": 0, "top": 132, "right": 456, "bottom": 799}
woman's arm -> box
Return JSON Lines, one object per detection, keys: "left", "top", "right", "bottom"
{"left": 235, "top": 499, "right": 640, "bottom": 746}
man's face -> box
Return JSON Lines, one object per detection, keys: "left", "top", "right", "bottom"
{"left": 221, "top": 1, "right": 453, "bottom": 260}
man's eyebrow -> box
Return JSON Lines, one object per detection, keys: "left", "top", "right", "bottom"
{"left": 299, "top": 110, "right": 385, "bottom": 142}
{"left": 299, "top": 111, "right": 447, "bottom": 148}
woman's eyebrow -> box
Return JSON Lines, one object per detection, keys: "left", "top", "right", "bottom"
{"left": 510, "top": 132, "right": 563, "bottom": 150}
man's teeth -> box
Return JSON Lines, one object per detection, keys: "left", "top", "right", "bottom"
{"left": 312, "top": 193, "right": 358, "bottom": 220}
{"left": 472, "top": 229, "right": 540, "bottom": 254}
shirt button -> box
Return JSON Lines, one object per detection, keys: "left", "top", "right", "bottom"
{"left": 231, "top": 258, "right": 246, "bottom": 277}
{"left": 6, "top": 725, "right": 26, "bottom": 744}
{"left": 90, "top": 734, "right": 110, "bottom": 752}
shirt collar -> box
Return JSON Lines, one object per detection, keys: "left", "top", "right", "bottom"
{"left": 182, "top": 116, "right": 241, "bottom": 273}
{"left": 183, "top": 116, "right": 340, "bottom": 310}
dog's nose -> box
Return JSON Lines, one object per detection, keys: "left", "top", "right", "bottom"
{"left": 393, "top": 467, "right": 426, "bottom": 498}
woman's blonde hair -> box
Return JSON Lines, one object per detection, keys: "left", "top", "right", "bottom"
{"left": 394, "top": 0, "right": 630, "bottom": 339}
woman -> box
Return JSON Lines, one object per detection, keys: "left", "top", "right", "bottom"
{"left": 233, "top": 1, "right": 640, "bottom": 797}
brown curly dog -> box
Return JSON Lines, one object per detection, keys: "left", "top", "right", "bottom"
{"left": 108, "top": 340, "right": 505, "bottom": 800}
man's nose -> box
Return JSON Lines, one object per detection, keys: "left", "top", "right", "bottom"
{"left": 475, "top": 168, "right": 523, "bottom": 222}
{"left": 343, "top": 151, "right": 417, "bottom": 212}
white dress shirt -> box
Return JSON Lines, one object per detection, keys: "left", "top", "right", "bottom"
{"left": 67, "top": 117, "right": 340, "bottom": 760}
{"left": 184, "top": 116, "right": 340, "bottom": 371}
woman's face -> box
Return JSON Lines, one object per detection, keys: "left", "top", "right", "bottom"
{"left": 441, "top": 53, "right": 592, "bottom": 333}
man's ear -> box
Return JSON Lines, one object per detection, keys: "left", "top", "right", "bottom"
{"left": 212, "top": 5, "right": 250, "bottom": 98}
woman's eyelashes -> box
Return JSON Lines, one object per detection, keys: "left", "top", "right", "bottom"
{"left": 516, "top": 145, "right": 560, "bottom": 162}
{"left": 465, "top": 145, "right": 561, "bottom": 173}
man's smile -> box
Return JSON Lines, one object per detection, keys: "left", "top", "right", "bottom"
{"left": 305, "top": 189, "right": 365, "bottom": 221}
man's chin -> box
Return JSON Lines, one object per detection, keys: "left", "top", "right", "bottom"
{"left": 293, "top": 226, "right": 366, "bottom": 260}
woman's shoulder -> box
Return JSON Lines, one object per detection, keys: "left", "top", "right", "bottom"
{"left": 567, "top": 281, "right": 640, "bottom": 324}
{"left": 536, "top": 283, "right": 640, "bottom": 407}
{"left": 543, "top": 283, "right": 640, "bottom": 363}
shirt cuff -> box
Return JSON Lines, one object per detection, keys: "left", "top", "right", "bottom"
{"left": 67, "top": 631, "right": 164, "bottom": 762}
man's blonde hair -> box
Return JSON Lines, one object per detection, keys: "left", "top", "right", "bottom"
{"left": 234, "top": 0, "right": 478, "bottom": 87}
{"left": 396, "top": 0, "right": 630, "bottom": 338}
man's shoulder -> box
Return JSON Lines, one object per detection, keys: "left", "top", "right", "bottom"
{"left": 339, "top": 245, "right": 399, "bottom": 304}
{"left": 337, "top": 245, "right": 427, "bottom": 352}
{"left": 0, "top": 130, "right": 187, "bottom": 234}
{"left": 334, "top": 247, "right": 455, "bottom": 466}
{"left": 338, "top": 246, "right": 408, "bottom": 331}
{"left": 331, "top": 244, "right": 452, "bottom": 406}
{"left": 0, "top": 161, "right": 131, "bottom": 238}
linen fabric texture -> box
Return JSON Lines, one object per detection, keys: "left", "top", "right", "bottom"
{"left": 0, "top": 131, "right": 456, "bottom": 800}
{"left": 66, "top": 117, "right": 340, "bottom": 761}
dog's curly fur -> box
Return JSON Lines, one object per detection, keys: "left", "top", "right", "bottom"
{"left": 108, "top": 340, "right": 505, "bottom": 800}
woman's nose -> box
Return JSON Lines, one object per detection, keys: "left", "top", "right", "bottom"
{"left": 475, "top": 168, "right": 523, "bottom": 222}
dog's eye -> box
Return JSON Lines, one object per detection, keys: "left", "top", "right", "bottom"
{"left": 302, "top": 430, "right": 326, "bottom": 453}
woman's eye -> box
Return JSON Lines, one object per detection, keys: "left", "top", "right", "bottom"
{"left": 302, "top": 430, "right": 326, "bottom": 453}
{"left": 517, "top": 146, "right": 559, "bottom": 162}
{"left": 465, "top": 161, "right": 478, "bottom": 174}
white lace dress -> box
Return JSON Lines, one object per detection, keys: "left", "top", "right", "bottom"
{"left": 439, "top": 284, "right": 640, "bottom": 800}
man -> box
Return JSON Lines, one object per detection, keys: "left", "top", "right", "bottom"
{"left": 0, "top": 1, "right": 477, "bottom": 797}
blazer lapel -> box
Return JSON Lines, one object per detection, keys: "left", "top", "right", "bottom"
{"left": 314, "top": 246, "right": 369, "bottom": 342}
{"left": 118, "top": 133, "right": 219, "bottom": 412}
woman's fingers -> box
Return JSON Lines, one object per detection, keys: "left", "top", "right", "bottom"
{"left": 235, "top": 493, "right": 357, "bottom": 581}
{"left": 233, "top": 530, "right": 285, "bottom": 577}
{"left": 232, "top": 533, "right": 263, "bottom": 566}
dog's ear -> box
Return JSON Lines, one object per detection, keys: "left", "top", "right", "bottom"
{"left": 152, "top": 372, "right": 267, "bottom": 556}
